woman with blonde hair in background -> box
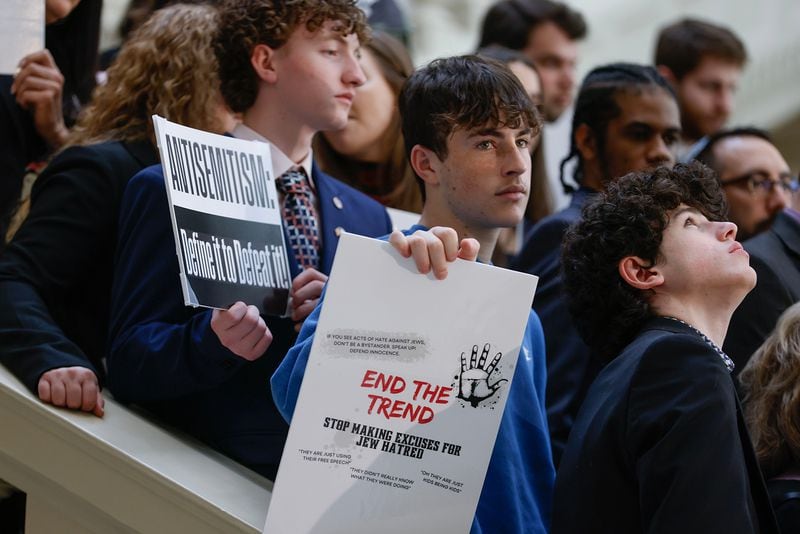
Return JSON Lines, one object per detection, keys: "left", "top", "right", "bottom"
{"left": 314, "top": 30, "right": 421, "bottom": 214}
{"left": 740, "top": 301, "right": 800, "bottom": 532}
{"left": 0, "top": 3, "right": 232, "bottom": 417}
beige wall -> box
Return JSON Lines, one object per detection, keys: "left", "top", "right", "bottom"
{"left": 403, "top": 0, "right": 800, "bottom": 172}
{"left": 99, "top": 0, "right": 799, "bottom": 171}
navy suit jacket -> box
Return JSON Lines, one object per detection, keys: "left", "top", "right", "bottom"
{"left": 511, "top": 187, "right": 600, "bottom": 465}
{"left": 107, "top": 163, "right": 392, "bottom": 479}
{"left": 724, "top": 211, "right": 800, "bottom": 371}
{"left": 553, "top": 318, "right": 778, "bottom": 534}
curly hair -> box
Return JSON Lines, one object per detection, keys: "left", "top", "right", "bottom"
{"left": 740, "top": 302, "right": 800, "bottom": 479}
{"left": 215, "top": 0, "right": 369, "bottom": 113}
{"left": 561, "top": 161, "right": 728, "bottom": 360}
{"left": 67, "top": 3, "right": 224, "bottom": 147}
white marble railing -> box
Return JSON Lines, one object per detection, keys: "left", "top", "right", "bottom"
{"left": 0, "top": 365, "right": 272, "bottom": 533}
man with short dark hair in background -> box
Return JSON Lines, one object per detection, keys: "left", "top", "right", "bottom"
{"left": 655, "top": 18, "right": 747, "bottom": 159}
{"left": 696, "top": 127, "right": 791, "bottom": 241}
{"left": 479, "top": 0, "right": 586, "bottom": 123}
{"left": 696, "top": 128, "right": 800, "bottom": 369}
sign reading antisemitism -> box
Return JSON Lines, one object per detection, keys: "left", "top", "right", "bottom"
{"left": 152, "top": 116, "right": 291, "bottom": 315}
{"left": 264, "top": 234, "right": 539, "bottom": 533}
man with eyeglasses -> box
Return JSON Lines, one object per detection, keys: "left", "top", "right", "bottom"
{"left": 693, "top": 128, "right": 800, "bottom": 370}
{"left": 696, "top": 127, "right": 794, "bottom": 241}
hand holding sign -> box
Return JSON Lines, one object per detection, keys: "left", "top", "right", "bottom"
{"left": 291, "top": 268, "right": 328, "bottom": 331}
{"left": 11, "top": 49, "right": 68, "bottom": 148}
{"left": 389, "top": 227, "right": 479, "bottom": 280}
{"left": 211, "top": 301, "right": 272, "bottom": 360}
{"left": 458, "top": 343, "right": 507, "bottom": 408}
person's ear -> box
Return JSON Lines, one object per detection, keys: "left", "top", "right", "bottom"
{"left": 409, "top": 145, "right": 441, "bottom": 187}
{"left": 251, "top": 44, "right": 278, "bottom": 84}
{"left": 575, "top": 123, "right": 598, "bottom": 162}
{"left": 656, "top": 65, "right": 678, "bottom": 88}
{"left": 618, "top": 256, "right": 664, "bottom": 290}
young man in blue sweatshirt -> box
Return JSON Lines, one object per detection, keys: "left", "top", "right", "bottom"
{"left": 272, "top": 55, "right": 555, "bottom": 534}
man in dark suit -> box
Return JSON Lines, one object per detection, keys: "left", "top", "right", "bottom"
{"left": 724, "top": 202, "right": 800, "bottom": 370}
{"left": 106, "top": 0, "right": 392, "bottom": 479}
{"left": 553, "top": 162, "right": 777, "bottom": 533}
{"left": 511, "top": 63, "right": 681, "bottom": 464}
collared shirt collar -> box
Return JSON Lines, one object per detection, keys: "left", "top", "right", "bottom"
{"left": 232, "top": 123, "right": 314, "bottom": 187}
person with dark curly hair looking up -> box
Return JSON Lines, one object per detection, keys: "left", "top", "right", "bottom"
{"left": 511, "top": 63, "right": 681, "bottom": 465}
{"left": 107, "top": 0, "right": 392, "bottom": 479}
{"left": 552, "top": 162, "right": 778, "bottom": 533}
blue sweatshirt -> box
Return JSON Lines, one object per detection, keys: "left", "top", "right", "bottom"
{"left": 272, "top": 225, "right": 555, "bottom": 533}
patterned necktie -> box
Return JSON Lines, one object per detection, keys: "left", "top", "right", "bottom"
{"left": 275, "top": 167, "right": 320, "bottom": 270}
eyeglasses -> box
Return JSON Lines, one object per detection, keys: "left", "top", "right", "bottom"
{"left": 720, "top": 171, "right": 799, "bottom": 195}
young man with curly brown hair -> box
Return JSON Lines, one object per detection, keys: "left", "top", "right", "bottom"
{"left": 107, "top": 0, "right": 392, "bottom": 479}
{"left": 553, "top": 162, "right": 778, "bottom": 533}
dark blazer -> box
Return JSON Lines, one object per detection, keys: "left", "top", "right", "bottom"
{"left": 511, "top": 187, "right": 600, "bottom": 465}
{"left": 767, "top": 478, "right": 800, "bottom": 533}
{"left": 553, "top": 317, "right": 778, "bottom": 534}
{"left": 0, "top": 140, "right": 158, "bottom": 391}
{"left": 107, "top": 163, "right": 392, "bottom": 479}
{"left": 724, "top": 211, "right": 800, "bottom": 371}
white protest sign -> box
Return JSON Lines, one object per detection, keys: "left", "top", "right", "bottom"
{"left": 265, "top": 233, "right": 538, "bottom": 533}
{"left": 153, "top": 115, "right": 291, "bottom": 315}
{"left": 1, "top": 1, "right": 44, "bottom": 75}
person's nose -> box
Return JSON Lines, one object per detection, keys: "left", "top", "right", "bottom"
{"left": 717, "top": 88, "right": 734, "bottom": 117}
{"left": 559, "top": 66, "right": 575, "bottom": 93}
{"left": 766, "top": 182, "right": 789, "bottom": 213}
{"left": 503, "top": 143, "right": 529, "bottom": 178}
{"left": 647, "top": 136, "right": 674, "bottom": 167}
{"left": 344, "top": 53, "right": 366, "bottom": 88}
{"left": 716, "top": 220, "right": 738, "bottom": 241}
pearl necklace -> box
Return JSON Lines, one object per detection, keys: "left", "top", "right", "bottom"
{"left": 662, "top": 316, "right": 735, "bottom": 373}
